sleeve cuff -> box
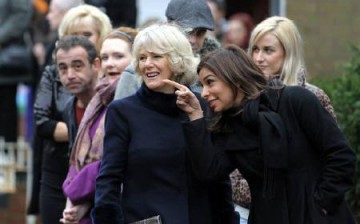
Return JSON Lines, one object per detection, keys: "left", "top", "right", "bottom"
{"left": 38, "top": 120, "right": 57, "bottom": 139}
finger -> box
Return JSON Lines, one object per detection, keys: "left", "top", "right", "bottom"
{"left": 63, "top": 213, "right": 77, "bottom": 222}
{"left": 60, "top": 219, "right": 78, "bottom": 224}
{"left": 174, "top": 89, "right": 188, "bottom": 97}
{"left": 62, "top": 216, "right": 75, "bottom": 223}
{"left": 176, "top": 95, "right": 190, "bottom": 105}
{"left": 176, "top": 100, "right": 188, "bottom": 107}
{"left": 162, "top": 79, "right": 188, "bottom": 91}
{"left": 175, "top": 88, "right": 195, "bottom": 99}
{"left": 60, "top": 218, "right": 76, "bottom": 224}
{"left": 64, "top": 210, "right": 75, "bottom": 216}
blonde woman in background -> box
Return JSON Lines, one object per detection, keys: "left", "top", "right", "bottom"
{"left": 248, "top": 16, "right": 336, "bottom": 119}
{"left": 58, "top": 4, "right": 112, "bottom": 55}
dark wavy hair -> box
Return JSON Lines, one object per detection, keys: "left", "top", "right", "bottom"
{"left": 197, "top": 44, "right": 267, "bottom": 132}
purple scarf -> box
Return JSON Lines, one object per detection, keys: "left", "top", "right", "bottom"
{"left": 70, "top": 76, "right": 119, "bottom": 171}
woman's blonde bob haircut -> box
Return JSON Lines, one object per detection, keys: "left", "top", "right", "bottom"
{"left": 248, "top": 16, "right": 305, "bottom": 86}
{"left": 132, "top": 23, "right": 199, "bottom": 86}
{"left": 58, "top": 4, "right": 112, "bottom": 54}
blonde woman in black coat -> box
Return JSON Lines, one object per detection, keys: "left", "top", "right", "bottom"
{"left": 164, "top": 45, "right": 356, "bottom": 224}
{"left": 92, "top": 23, "right": 239, "bottom": 224}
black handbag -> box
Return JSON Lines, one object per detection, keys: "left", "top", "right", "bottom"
{"left": 0, "top": 43, "right": 32, "bottom": 75}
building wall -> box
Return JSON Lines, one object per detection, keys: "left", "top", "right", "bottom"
{"left": 287, "top": 0, "right": 360, "bottom": 78}
{"left": 0, "top": 173, "right": 27, "bottom": 224}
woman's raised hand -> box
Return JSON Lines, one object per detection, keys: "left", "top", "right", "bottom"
{"left": 163, "top": 79, "right": 203, "bottom": 121}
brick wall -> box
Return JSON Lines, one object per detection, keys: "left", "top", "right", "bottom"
{"left": 287, "top": 0, "right": 360, "bottom": 78}
{"left": 0, "top": 172, "right": 42, "bottom": 224}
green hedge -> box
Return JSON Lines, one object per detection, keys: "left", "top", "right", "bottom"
{"left": 312, "top": 45, "right": 360, "bottom": 221}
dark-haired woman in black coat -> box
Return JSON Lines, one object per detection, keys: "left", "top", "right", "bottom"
{"left": 164, "top": 45, "right": 356, "bottom": 224}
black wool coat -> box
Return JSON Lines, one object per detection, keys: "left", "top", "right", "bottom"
{"left": 183, "top": 86, "right": 356, "bottom": 224}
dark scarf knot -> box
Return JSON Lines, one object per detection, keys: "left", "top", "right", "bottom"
{"left": 241, "top": 94, "right": 288, "bottom": 197}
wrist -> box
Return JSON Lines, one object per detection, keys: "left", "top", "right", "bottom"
{"left": 188, "top": 110, "right": 203, "bottom": 121}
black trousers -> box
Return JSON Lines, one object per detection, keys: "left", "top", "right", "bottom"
{"left": 0, "top": 85, "right": 18, "bottom": 142}
{"left": 39, "top": 172, "right": 67, "bottom": 224}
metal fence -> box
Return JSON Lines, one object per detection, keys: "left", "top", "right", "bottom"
{"left": 0, "top": 136, "right": 31, "bottom": 193}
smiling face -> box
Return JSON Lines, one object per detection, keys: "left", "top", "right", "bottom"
{"left": 251, "top": 33, "right": 285, "bottom": 78}
{"left": 138, "top": 48, "right": 175, "bottom": 94}
{"left": 100, "top": 38, "right": 132, "bottom": 82}
{"left": 199, "top": 67, "right": 244, "bottom": 112}
{"left": 56, "top": 46, "right": 98, "bottom": 96}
